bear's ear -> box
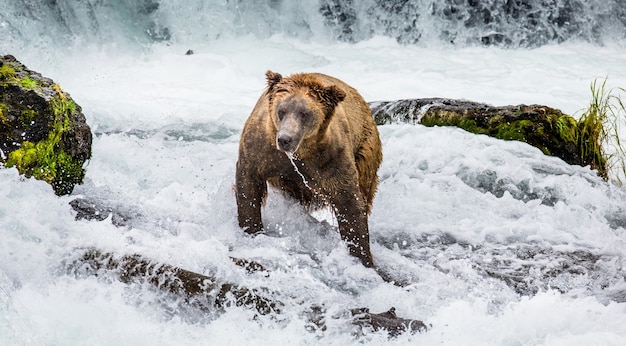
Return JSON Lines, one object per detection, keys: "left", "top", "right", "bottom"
{"left": 266, "top": 70, "right": 283, "bottom": 90}
{"left": 323, "top": 85, "right": 346, "bottom": 110}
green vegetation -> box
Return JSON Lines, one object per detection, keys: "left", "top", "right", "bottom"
{"left": 576, "top": 78, "right": 626, "bottom": 184}
{"left": 20, "top": 109, "right": 37, "bottom": 125}
{"left": 19, "top": 77, "right": 38, "bottom": 89}
{"left": 1, "top": 62, "right": 38, "bottom": 89}
{"left": 420, "top": 105, "right": 576, "bottom": 158}
{"left": 493, "top": 119, "right": 534, "bottom": 142}
{"left": 1, "top": 57, "right": 90, "bottom": 195}
{"left": 0, "top": 102, "right": 8, "bottom": 125}
{"left": 549, "top": 114, "right": 578, "bottom": 143}
{"left": 4, "top": 92, "right": 85, "bottom": 195}
{"left": 0, "top": 64, "right": 16, "bottom": 80}
{"left": 418, "top": 80, "right": 626, "bottom": 183}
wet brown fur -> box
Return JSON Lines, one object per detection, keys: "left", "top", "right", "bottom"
{"left": 236, "top": 71, "right": 382, "bottom": 267}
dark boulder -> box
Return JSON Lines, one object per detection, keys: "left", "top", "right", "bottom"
{"left": 370, "top": 98, "right": 605, "bottom": 178}
{"left": 0, "top": 55, "right": 92, "bottom": 195}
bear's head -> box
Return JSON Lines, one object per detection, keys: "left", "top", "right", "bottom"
{"left": 265, "top": 70, "right": 346, "bottom": 154}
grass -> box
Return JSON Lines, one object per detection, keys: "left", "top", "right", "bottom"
{"left": 576, "top": 78, "right": 626, "bottom": 184}
{"left": 0, "top": 64, "right": 16, "bottom": 80}
{"left": 19, "top": 77, "right": 38, "bottom": 89}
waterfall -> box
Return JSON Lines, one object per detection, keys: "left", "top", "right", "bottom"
{"left": 1, "top": 0, "right": 624, "bottom": 53}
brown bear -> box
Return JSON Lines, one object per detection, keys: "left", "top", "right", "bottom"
{"left": 235, "top": 71, "right": 382, "bottom": 268}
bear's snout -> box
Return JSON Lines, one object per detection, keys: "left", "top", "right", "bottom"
{"left": 277, "top": 134, "right": 294, "bottom": 151}
{"left": 277, "top": 130, "right": 301, "bottom": 153}
{"left": 276, "top": 117, "right": 302, "bottom": 153}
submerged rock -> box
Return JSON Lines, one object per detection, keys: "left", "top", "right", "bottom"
{"left": 0, "top": 55, "right": 92, "bottom": 195}
{"left": 71, "top": 248, "right": 427, "bottom": 336}
{"left": 369, "top": 98, "right": 605, "bottom": 178}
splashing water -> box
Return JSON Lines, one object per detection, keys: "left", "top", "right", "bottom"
{"left": 286, "top": 152, "right": 313, "bottom": 191}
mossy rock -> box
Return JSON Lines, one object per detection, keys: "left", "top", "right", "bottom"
{"left": 370, "top": 98, "right": 605, "bottom": 178}
{"left": 1, "top": 55, "right": 92, "bottom": 195}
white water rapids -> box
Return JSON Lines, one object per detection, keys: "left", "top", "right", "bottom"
{"left": 1, "top": 1, "right": 626, "bottom": 344}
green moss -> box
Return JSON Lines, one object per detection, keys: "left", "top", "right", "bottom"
{"left": 4, "top": 93, "right": 85, "bottom": 195}
{"left": 423, "top": 111, "right": 534, "bottom": 142}
{"left": 493, "top": 120, "right": 533, "bottom": 141}
{"left": 0, "top": 102, "right": 8, "bottom": 125}
{"left": 421, "top": 107, "right": 581, "bottom": 162}
{"left": 549, "top": 114, "right": 577, "bottom": 143}
{"left": 19, "top": 77, "right": 38, "bottom": 89}
{"left": 421, "top": 111, "right": 487, "bottom": 134}
{"left": 5, "top": 141, "right": 38, "bottom": 172}
{"left": 20, "top": 109, "right": 37, "bottom": 125}
{"left": 458, "top": 118, "right": 488, "bottom": 135}
{"left": 1, "top": 62, "right": 38, "bottom": 89}
{"left": 52, "top": 95, "right": 77, "bottom": 116}
{"left": 420, "top": 114, "right": 448, "bottom": 128}
{"left": 1, "top": 60, "right": 88, "bottom": 195}
{"left": 0, "top": 64, "right": 16, "bottom": 80}
{"left": 416, "top": 81, "right": 624, "bottom": 182}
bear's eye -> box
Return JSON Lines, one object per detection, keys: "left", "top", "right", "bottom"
{"left": 298, "top": 110, "right": 309, "bottom": 119}
{"left": 277, "top": 109, "right": 286, "bottom": 120}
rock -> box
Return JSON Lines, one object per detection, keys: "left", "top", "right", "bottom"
{"left": 0, "top": 55, "right": 92, "bottom": 195}
{"left": 69, "top": 198, "right": 136, "bottom": 227}
{"left": 72, "top": 248, "right": 281, "bottom": 315}
{"left": 369, "top": 98, "right": 605, "bottom": 178}
{"left": 70, "top": 248, "right": 427, "bottom": 336}
{"left": 350, "top": 307, "right": 428, "bottom": 337}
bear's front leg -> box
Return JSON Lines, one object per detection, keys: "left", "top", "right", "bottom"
{"left": 235, "top": 159, "right": 266, "bottom": 235}
{"left": 333, "top": 190, "right": 374, "bottom": 268}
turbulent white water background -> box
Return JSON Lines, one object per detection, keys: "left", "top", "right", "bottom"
{"left": 2, "top": 9, "right": 626, "bottom": 345}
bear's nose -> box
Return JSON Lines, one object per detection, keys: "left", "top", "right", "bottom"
{"left": 277, "top": 134, "right": 293, "bottom": 151}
